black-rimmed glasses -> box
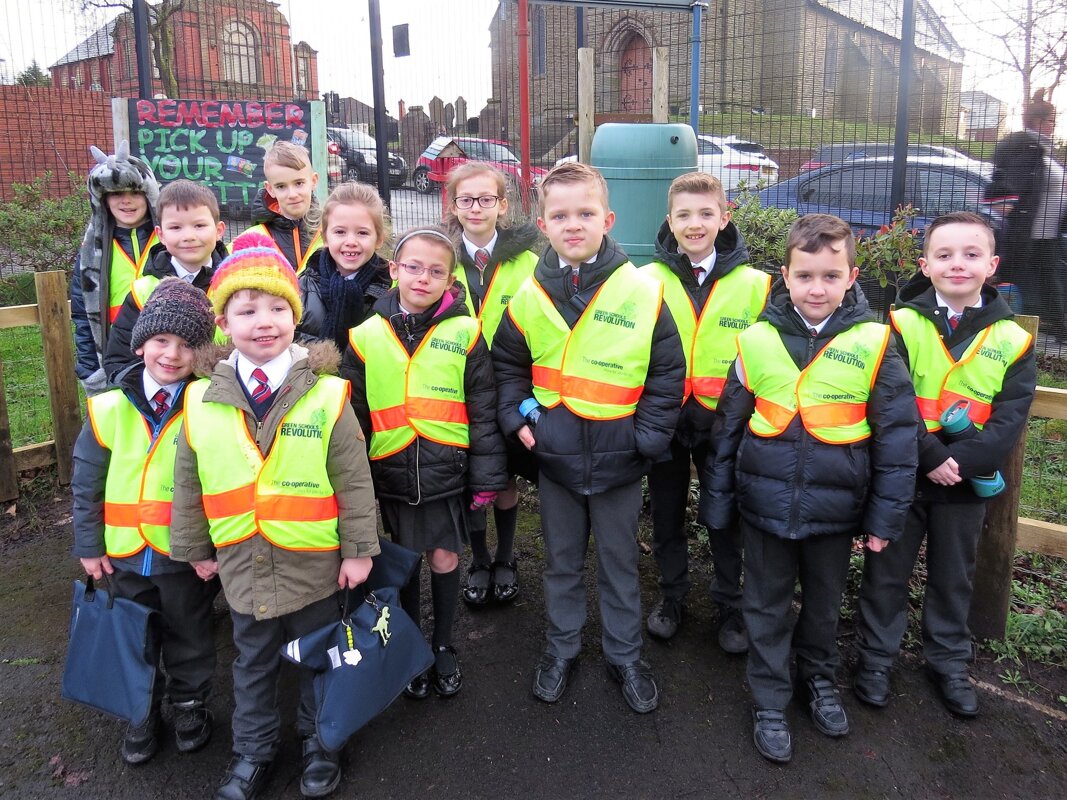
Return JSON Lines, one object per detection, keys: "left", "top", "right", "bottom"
{"left": 453, "top": 195, "right": 500, "bottom": 210}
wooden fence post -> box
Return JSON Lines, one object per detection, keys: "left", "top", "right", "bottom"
{"left": 968, "top": 313, "right": 1039, "bottom": 640}
{"left": 0, "top": 358, "right": 17, "bottom": 502}
{"left": 577, "top": 47, "right": 594, "bottom": 164}
{"left": 34, "top": 271, "right": 81, "bottom": 486}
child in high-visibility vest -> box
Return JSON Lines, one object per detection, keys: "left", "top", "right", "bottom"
{"left": 297, "top": 181, "right": 391, "bottom": 353}
{"left": 72, "top": 277, "right": 218, "bottom": 765}
{"left": 71, "top": 140, "right": 161, "bottom": 396}
{"left": 170, "top": 234, "right": 380, "bottom": 799}
{"left": 236, "top": 140, "right": 323, "bottom": 274}
{"left": 342, "top": 225, "right": 507, "bottom": 699}
{"left": 855, "top": 211, "right": 1036, "bottom": 719}
{"left": 103, "top": 180, "right": 228, "bottom": 379}
{"left": 491, "top": 162, "right": 686, "bottom": 715}
{"left": 443, "top": 162, "right": 540, "bottom": 607}
{"left": 700, "top": 213, "right": 918, "bottom": 764}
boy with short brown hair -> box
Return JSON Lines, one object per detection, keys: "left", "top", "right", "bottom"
{"left": 104, "top": 179, "right": 228, "bottom": 378}
{"left": 701, "top": 213, "right": 918, "bottom": 763}
{"left": 493, "top": 161, "right": 686, "bottom": 714}
{"left": 170, "top": 233, "right": 380, "bottom": 800}
{"left": 642, "top": 171, "right": 770, "bottom": 650}
{"left": 854, "top": 211, "right": 1036, "bottom": 718}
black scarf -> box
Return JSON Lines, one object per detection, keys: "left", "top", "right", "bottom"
{"left": 319, "top": 252, "right": 386, "bottom": 347}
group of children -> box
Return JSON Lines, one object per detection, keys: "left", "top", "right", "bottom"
{"left": 69, "top": 135, "right": 1035, "bottom": 797}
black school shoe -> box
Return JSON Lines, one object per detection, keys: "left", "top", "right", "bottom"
{"left": 432, "top": 645, "right": 463, "bottom": 697}
{"left": 121, "top": 710, "right": 160, "bottom": 765}
{"left": 928, "top": 668, "right": 979, "bottom": 718}
{"left": 173, "top": 698, "right": 214, "bottom": 753}
{"left": 853, "top": 664, "right": 891, "bottom": 708}
{"left": 462, "top": 563, "right": 492, "bottom": 606}
{"left": 752, "top": 708, "right": 793, "bottom": 764}
{"left": 606, "top": 660, "right": 659, "bottom": 714}
{"left": 532, "top": 653, "right": 576, "bottom": 703}
{"left": 647, "top": 597, "right": 685, "bottom": 640}
{"left": 717, "top": 605, "right": 749, "bottom": 654}
{"left": 215, "top": 755, "right": 273, "bottom": 800}
{"left": 491, "top": 560, "right": 520, "bottom": 603}
{"left": 300, "top": 735, "right": 342, "bottom": 798}
{"left": 804, "top": 675, "right": 850, "bottom": 737}
{"left": 404, "top": 670, "right": 431, "bottom": 700}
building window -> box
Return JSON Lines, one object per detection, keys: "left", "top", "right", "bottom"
{"left": 532, "top": 6, "right": 546, "bottom": 76}
{"left": 222, "top": 20, "right": 259, "bottom": 84}
{"left": 296, "top": 53, "right": 310, "bottom": 93}
{"left": 824, "top": 29, "right": 838, "bottom": 91}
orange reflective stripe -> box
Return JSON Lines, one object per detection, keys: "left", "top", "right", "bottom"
{"left": 942, "top": 391, "right": 991, "bottom": 424}
{"left": 691, "top": 376, "right": 726, "bottom": 397}
{"left": 802, "top": 402, "right": 867, "bottom": 428}
{"left": 108, "top": 304, "right": 122, "bottom": 323}
{"left": 408, "top": 397, "right": 468, "bottom": 423}
{"left": 560, "top": 374, "right": 643, "bottom": 406}
{"left": 258, "top": 494, "right": 338, "bottom": 522}
{"left": 532, "top": 364, "right": 561, "bottom": 392}
{"left": 915, "top": 396, "right": 941, "bottom": 420}
{"left": 202, "top": 483, "right": 255, "bottom": 519}
{"left": 754, "top": 397, "right": 795, "bottom": 429}
{"left": 683, "top": 377, "right": 693, "bottom": 399}
{"left": 104, "top": 500, "right": 171, "bottom": 527}
{"left": 371, "top": 405, "right": 408, "bottom": 432}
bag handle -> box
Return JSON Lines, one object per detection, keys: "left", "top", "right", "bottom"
{"left": 84, "top": 574, "right": 118, "bottom": 610}
{"left": 340, "top": 586, "right": 381, "bottom": 624}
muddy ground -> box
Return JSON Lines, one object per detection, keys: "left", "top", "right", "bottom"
{"left": 1, "top": 484, "right": 1065, "bottom": 799}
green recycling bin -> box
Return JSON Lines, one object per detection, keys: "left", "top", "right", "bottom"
{"left": 590, "top": 123, "right": 698, "bottom": 265}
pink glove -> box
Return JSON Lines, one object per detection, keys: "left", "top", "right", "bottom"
{"left": 469, "top": 491, "right": 497, "bottom": 511}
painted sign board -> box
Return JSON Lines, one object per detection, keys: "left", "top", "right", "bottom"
{"left": 115, "top": 98, "right": 327, "bottom": 217}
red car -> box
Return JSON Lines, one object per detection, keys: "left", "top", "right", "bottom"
{"left": 412, "top": 136, "right": 547, "bottom": 194}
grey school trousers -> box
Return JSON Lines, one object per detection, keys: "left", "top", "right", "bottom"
{"left": 538, "top": 473, "right": 644, "bottom": 665}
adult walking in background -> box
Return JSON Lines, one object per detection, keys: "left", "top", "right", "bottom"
{"left": 985, "top": 91, "right": 1067, "bottom": 340}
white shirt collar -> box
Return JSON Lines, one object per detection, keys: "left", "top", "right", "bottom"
{"left": 141, "top": 370, "right": 181, "bottom": 408}
{"left": 689, "top": 249, "right": 718, "bottom": 285}
{"left": 934, "top": 290, "right": 982, "bottom": 317}
{"left": 562, "top": 253, "right": 599, "bottom": 271}
{"left": 236, "top": 350, "right": 293, "bottom": 393}
{"left": 795, "top": 307, "right": 832, "bottom": 335}
{"left": 463, "top": 231, "right": 499, "bottom": 262}
{"left": 170, "top": 256, "right": 206, "bottom": 283}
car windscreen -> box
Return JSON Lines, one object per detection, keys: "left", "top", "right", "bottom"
{"left": 334, "top": 129, "right": 376, "bottom": 150}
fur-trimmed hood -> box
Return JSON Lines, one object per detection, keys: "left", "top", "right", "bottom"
{"left": 193, "top": 340, "right": 341, "bottom": 379}
{"left": 78, "top": 140, "right": 161, "bottom": 355}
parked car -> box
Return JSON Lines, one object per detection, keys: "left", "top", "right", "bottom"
{"left": 800, "top": 142, "right": 983, "bottom": 172}
{"left": 697, "top": 135, "right": 779, "bottom": 190}
{"left": 413, "top": 136, "right": 547, "bottom": 194}
{"left": 326, "top": 127, "right": 407, "bottom": 187}
{"left": 553, "top": 135, "right": 779, "bottom": 191}
{"left": 755, "top": 156, "right": 998, "bottom": 238}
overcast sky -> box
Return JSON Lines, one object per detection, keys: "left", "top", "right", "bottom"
{"left": 0, "top": 0, "right": 1063, "bottom": 132}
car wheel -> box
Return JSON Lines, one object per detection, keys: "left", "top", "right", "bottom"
{"left": 413, "top": 167, "right": 435, "bottom": 194}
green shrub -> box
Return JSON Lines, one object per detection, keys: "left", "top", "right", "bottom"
{"left": 855, "top": 205, "right": 922, "bottom": 291}
{"left": 0, "top": 172, "right": 88, "bottom": 279}
{"left": 0, "top": 272, "right": 37, "bottom": 306}
{"left": 730, "top": 188, "right": 797, "bottom": 272}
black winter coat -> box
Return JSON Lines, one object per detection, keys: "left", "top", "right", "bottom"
{"left": 492, "top": 236, "right": 686, "bottom": 494}
{"left": 649, "top": 217, "right": 757, "bottom": 449}
{"left": 103, "top": 241, "right": 229, "bottom": 380}
{"left": 243, "top": 187, "right": 320, "bottom": 271}
{"left": 296, "top": 249, "right": 391, "bottom": 353}
{"left": 341, "top": 284, "right": 507, "bottom": 504}
{"left": 700, "top": 281, "right": 918, "bottom": 541}
{"left": 454, "top": 223, "right": 540, "bottom": 315}
{"left": 892, "top": 273, "right": 1037, "bottom": 504}
{"left": 71, "top": 361, "right": 194, "bottom": 576}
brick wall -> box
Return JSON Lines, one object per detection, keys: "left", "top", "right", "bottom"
{"left": 0, "top": 86, "right": 113, "bottom": 201}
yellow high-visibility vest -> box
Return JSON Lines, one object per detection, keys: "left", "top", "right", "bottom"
{"left": 737, "top": 320, "right": 891, "bottom": 444}
{"left": 453, "top": 250, "right": 538, "bottom": 348}
{"left": 87, "top": 388, "right": 180, "bottom": 557}
{"left": 238, "top": 223, "right": 322, "bottom": 275}
{"left": 643, "top": 261, "right": 769, "bottom": 409}
{"left": 108, "top": 232, "right": 159, "bottom": 322}
{"left": 183, "top": 376, "right": 349, "bottom": 551}
{"left": 349, "top": 314, "right": 480, "bottom": 459}
{"left": 506, "top": 262, "right": 663, "bottom": 420}
{"left": 890, "top": 307, "right": 1032, "bottom": 431}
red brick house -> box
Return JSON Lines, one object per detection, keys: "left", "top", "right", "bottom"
{"left": 49, "top": 0, "right": 318, "bottom": 101}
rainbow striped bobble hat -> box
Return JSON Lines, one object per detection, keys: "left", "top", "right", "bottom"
{"left": 209, "top": 231, "right": 303, "bottom": 321}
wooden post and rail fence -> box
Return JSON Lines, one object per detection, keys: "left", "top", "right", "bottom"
{"left": 0, "top": 272, "right": 1065, "bottom": 638}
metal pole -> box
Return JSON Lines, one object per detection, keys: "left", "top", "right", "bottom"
{"left": 576, "top": 6, "right": 584, "bottom": 48}
{"left": 368, "top": 0, "right": 391, "bottom": 209}
{"left": 690, "top": 2, "right": 707, "bottom": 134}
{"left": 517, "top": 0, "right": 532, "bottom": 208}
{"left": 890, "top": 0, "right": 916, "bottom": 216}
{"left": 132, "top": 0, "right": 153, "bottom": 99}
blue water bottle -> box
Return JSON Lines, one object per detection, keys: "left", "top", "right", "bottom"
{"left": 939, "top": 399, "right": 1006, "bottom": 498}
{"left": 519, "top": 398, "right": 542, "bottom": 426}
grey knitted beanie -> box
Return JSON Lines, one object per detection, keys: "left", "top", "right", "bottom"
{"left": 130, "top": 277, "right": 215, "bottom": 352}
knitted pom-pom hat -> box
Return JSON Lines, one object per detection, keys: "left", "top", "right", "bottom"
{"left": 130, "top": 277, "right": 215, "bottom": 352}
{"left": 209, "top": 231, "right": 303, "bottom": 320}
